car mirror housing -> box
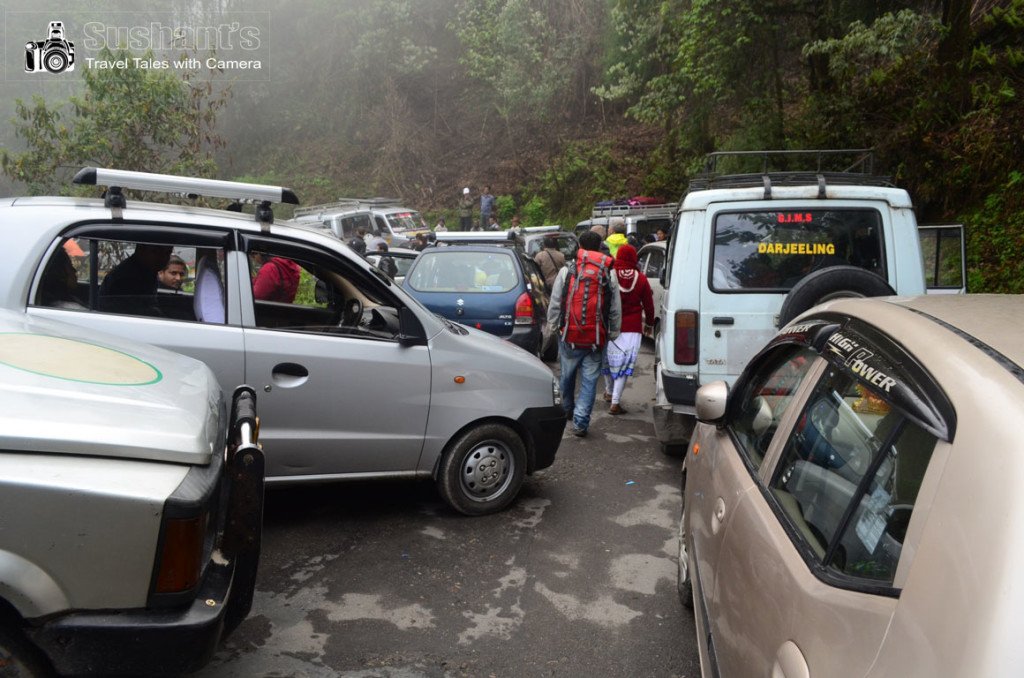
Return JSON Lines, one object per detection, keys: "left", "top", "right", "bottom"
{"left": 695, "top": 381, "right": 729, "bottom": 424}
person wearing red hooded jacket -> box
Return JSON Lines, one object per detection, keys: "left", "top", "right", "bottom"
{"left": 252, "top": 253, "right": 302, "bottom": 303}
{"left": 602, "top": 244, "right": 654, "bottom": 414}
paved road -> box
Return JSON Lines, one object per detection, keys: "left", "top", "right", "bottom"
{"left": 196, "top": 342, "right": 700, "bottom": 677}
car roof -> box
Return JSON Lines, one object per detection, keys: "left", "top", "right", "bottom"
{"left": 802, "top": 294, "right": 1024, "bottom": 389}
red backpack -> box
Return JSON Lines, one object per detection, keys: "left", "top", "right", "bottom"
{"left": 559, "top": 250, "right": 614, "bottom": 350}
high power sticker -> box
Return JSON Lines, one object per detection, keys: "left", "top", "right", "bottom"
{"left": 0, "top": 333, "right": 162, "bottom": 385}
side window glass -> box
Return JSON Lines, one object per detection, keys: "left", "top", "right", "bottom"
{"left": 247, "top": 242, "right": 403, "bottom": 341}
{"left": 729, "top": 346, "right": 817, "bottom": 469}
{"left": 37, "top": 237, "right": 224, "bottom": 323}
{"left": 35, "top": 239, "right": 88, "bottom": 311}
{"left": 770, "top": 365, "right": 936, "bottom": 585}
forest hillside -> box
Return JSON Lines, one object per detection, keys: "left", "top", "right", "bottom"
{"left": 2, "top": 0, "right": 1021, "bottom": 291}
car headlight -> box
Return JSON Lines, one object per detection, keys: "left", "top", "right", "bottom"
{"left": 552, "top": 377, "right": 561, "bottom": 406}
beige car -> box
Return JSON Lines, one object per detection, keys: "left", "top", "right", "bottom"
{"left": 678, "top": 294, "right": 1024, "bottom": 677}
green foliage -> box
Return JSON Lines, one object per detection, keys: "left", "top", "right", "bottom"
{"left": 452, "top": 0, "right": 603, "bottom": 122}
{"left": 531, "top": 141, "right": 630, "bottom": 220}
{"left": 961, "top": 171, "right": 1024, "bottom": 293}
{"left": 495, "top": 194, "right": 516, "bottom": 221}
{"left": 1, "top": 46, "right": 229, "bottom": 195}
{"left": 522, "top": 195, "right": 548, "bottom": 225}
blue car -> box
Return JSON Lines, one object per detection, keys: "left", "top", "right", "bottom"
{"left": 403, "top": 243, "right": 557, "bottom": 361}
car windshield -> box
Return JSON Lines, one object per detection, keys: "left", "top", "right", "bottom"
{"left": 386, "top": 212, "right": 423, "bottom": 234}
{"left": 711, "top": 209, "right": 885, "bottom": 291}
{"left": 407, "top": 250, "right": 519, "bottom": 293}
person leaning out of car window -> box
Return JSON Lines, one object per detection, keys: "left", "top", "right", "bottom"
{"left": 252, "top": 252, "right": 301, "bottom": 303}
{"left": 158, "top": 254, "right": 188, "bottom": 291}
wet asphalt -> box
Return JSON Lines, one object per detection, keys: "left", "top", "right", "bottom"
{"left": 194, "top": 340, "right": 701, "bottom": 678}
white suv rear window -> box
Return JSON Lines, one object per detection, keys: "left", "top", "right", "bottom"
{"left": 711, "top": 209, "right": 884, "bottom": 291}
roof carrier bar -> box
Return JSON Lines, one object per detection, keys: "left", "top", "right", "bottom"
{"left": 685, "top": 149, "right": 895, "bottom": 197}
{"left": 293, "top": 197, "right": 404, "bottom": 219}
{"left": 73, "top": 167, "right": 299, "bottom": 225}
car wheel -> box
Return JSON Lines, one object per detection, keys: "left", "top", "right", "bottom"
{"left": 677, "top": 472, "right": 694, "bottom": 610}
{"left": 437, "top": 423, "right": 526, "bottom": 516}
{"left": 0, "top": 624, "right": 53, "bottom": 677}
{"left": 778, "top": 265, "right": 895, "bottom": 327}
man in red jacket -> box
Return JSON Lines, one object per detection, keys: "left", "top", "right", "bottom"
{"left": 252, "top": 253, "right": 302, "bottom": 303}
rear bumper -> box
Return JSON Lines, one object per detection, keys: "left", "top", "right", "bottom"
{"left": 29, "top": 559, "right": 243, "bottom": 677}
{"left": 518, "top": 405, "right": 566, "bottom": 472}
{"left": 506, "top": 323, "right": 542, "bottom": 354}
{"left": 29, "top": 387, "right": 265, "bottom": 677}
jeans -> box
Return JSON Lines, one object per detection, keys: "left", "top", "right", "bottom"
{"left": 558, "top": 342, "right": 604, "bottom": 431}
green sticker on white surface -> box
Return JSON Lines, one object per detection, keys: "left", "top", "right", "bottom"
{"left": 0, "top": 333, "right": 162, "bottom": 385}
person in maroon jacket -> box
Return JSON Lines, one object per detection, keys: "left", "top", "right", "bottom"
{"left": 602, "top": 244, "right": 654, "bottom": 414}
{"left": 252, "top": 253, "right": 302, "bottom": 303}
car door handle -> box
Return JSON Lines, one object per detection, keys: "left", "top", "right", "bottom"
{"left": 772, "top": 640, "right": 809, "bottom": 678}
{"left": 711, "top": 497, "right": 726, "bottom": 534}
{"left": 270, "top": 362, "right": 309, "bottom": 389}
{"left": 712, "top": 317, "right": 735, "bottom": 325}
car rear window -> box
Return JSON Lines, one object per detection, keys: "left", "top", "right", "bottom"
{"left": 711, "top": 209, "right": 884, "bottom": 292}
{"left": 407, "top": 250, "right": 519, "bottom": 293}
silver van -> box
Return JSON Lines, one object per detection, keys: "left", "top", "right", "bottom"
{"left": 1, "top": 168, "right": 566, "bottom": 516}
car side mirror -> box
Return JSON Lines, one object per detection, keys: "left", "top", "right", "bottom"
{"left": 398, "top": 306, "right": 428, "bottom": 347}
{"left": 695, "top": 381, "right": 729, "bottom": 424}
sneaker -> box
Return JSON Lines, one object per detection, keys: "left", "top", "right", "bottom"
{"left": 572, "top": 426, "right": 587, "bottom": 437}
{"left": 609, "top": 404, "right": 628, "bottom": 415}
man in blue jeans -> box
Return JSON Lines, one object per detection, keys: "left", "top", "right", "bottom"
{"left": 547, "top": 230, "right": 621, "bottom": 437}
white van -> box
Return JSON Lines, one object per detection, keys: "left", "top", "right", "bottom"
{"left": 294, "top": 198, "right": 429, "bottom": 248}
{"left": 653, "top": 150, "right": 966, "bottom": 455}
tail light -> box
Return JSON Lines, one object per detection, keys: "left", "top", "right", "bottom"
{"left": 155, "top": 513, "right": 208, "bottom": 594}
{"left": 674, "top": 311, "right": 698, "bottom": 365}
{"left": 514, "top": 292, "right": 534, "bottom": 325}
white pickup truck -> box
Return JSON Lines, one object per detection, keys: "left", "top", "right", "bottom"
{"left": 0, "top": 310, "right": 263, "bottom": 677}
{"left": 653, "top": 149, "right": 966, "bottom": 455}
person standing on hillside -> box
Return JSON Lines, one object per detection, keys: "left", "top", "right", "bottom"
{"left": 479, "top": 185, "right": 495, "bottom": 231}
{"left": 435, "top": 217, "right": 448, "bottom": 232}
{"left": 601, "top": 244, "right": 654, "bottom": 415}
{"left": 458, "top": 188, "right": 473, "bottom": 231}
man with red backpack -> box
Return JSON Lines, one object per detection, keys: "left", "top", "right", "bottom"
{"left": 547, "top": 230, "right": 622, "bottom": 437}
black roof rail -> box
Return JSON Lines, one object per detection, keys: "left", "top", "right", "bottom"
{"left": 684, "top": 149, "right": 895, "bottom": 198}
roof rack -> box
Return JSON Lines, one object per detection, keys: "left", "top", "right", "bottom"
{"left": 293, "top": 197, "right": 405, "bottom": 219}
{"left": 686, "top": 149, "right": 895, "bottom": 198}
{"left": 591, "top": 202, "right": 677, "bottom": 218}
{"left": 433, "top": 231, "right": 520, "bottom": 246}
{"left": 73, "top": 167, "right": 299, "bottom": 226}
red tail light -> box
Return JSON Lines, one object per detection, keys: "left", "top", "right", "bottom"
{"left": 674, "top": 311, "right": 698, "bottom": 364}
{"left": 515, "top": 293, "right": 534, "bottom": 325}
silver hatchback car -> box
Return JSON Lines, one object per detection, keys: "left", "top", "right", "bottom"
{"left": 1, "top": 168, "right": 565, "bottom": 516}
{"left": 680, "top": 294, "right": 1024, "bottom": 677}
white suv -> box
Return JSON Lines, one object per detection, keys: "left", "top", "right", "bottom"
{"left": 653, "top": 150, "right": 966, "bottom": 454}
{"left": 294, "top": 198, "right": 429, "bottom": 248}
